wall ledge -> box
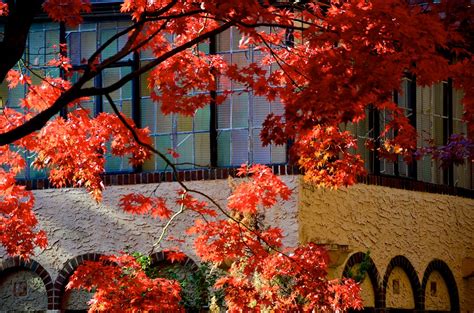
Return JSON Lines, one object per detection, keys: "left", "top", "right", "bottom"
{"left": 16, "top": 166, "right": 474, "bottom": 199}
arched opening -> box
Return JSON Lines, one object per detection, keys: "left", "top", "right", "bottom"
{"left": 149, "top": 251, "right": 208, "bottom": 312}
{"left": 422, "top": 259, "right": 459, "bottom": 313}
{"left": 424, "top": 270, "right": 450, "bottom": 311}
{"left": 55, "top": 253, "right": 102, "bottom": 313}
{"left": 383, "top": 255, "right": 421, "bottom": 312}
{"left": 343, "top": 252, "right": 382, "bottom": 312}
{"left": 0, "top": 258, "right": 52, "bottom": 311}
{"left": 386, "top": 266, "right": 415, "bottom": 310}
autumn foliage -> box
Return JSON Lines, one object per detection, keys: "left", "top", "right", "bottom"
{"left": 0, "top": 0, "right": 473, "bottom": 311}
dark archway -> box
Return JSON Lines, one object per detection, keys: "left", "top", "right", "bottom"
{"left": 383, "top": 255, "right": 422, "bottom": 311}
{"left": 421, "top": 259, "right": 459, "bottom": 313}
{"left": 150, "top": 251, "right": 206, "bottom": 312}
{"left": 54, "top": 253, "right": 103, "bottom": 311}
{"left": 0, "top": 256, "right": 54, "bottom": 310}
{"left": 149, "top": 250, "right": 198, "bottom": 269}
{"left": 343, "top": 252, "right": 383, "bottom": 311}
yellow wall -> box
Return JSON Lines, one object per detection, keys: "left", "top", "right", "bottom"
{"left": 298, "top": 182, "right": 474, "bottom": 311}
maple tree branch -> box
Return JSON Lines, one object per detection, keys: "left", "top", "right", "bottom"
{"left": 122, "top": 21, "right": 169, "bottom": 59}
{"left": 0, "top": 85, "right": 80, "bottom": 146}
{"left": 89, "top": 7, "right": 206, "bottom": 72}
{"left": 0, "top": 22, "right": 233, "bottom": 146}
{"left": 0, "top": 0, "right": 44, "bottom": 82}
{"left": 82, "top": 22, "right": 234, "bottom": 97}
{"left": 19, "top": 58, "right": 67, "bottom": 92}
{"left": 235, "top": 21, "right": 310, "bottom": 32}
{"left": 255, "top": 33, "right": 307, "bottom": 88}
{"left": 142, "top": 0, "right": 178, "bottom": 17}
{"left": 144, "top": 9, "right": 206, "bottom": 22}
{"left": 86, "top": 22, "right": 144, "bottom": 70}
{"left": 87, "top": 2, "right": 203, "bottom": 73}
{"left": 151, "top": 194, "right": 186, "bottom": 254}
{"left": 104, "top": 93, "right": 295, "bottom": 262}
{"left": 99, "top": 23, "right": 145, "bottom": 70}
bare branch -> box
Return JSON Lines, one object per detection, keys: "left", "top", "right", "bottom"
{"left": 151, "top": 193, "right": 186, "bottom": 253}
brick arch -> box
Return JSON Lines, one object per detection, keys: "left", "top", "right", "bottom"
{"left": 421, "top": 259, "right": 459, "bottom": 312}
{"left": 149, "top": 251, "right": 198, "bottom": 270}
{"left": 53, "top": 253, "right": 103, "bottom": 310}
{"left": 342, "top": 252, "right": 383, "bottom": 308}
{"left": 382, "top": 255, "right": 422, "bottom": 310}
{"left": 0, "top": 256, "right": 54, "bottom": 310}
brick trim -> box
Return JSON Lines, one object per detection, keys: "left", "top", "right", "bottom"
{"left": 16, "top": 167, "right": 474, "bottom": 199}
{"left": 421, "top": 259, "right": 459, "bottom": 312}
{"left": 54, "top": 252, "right": 197, "bottom": 310}
{"left": 382, "top": 255, "right": 422, "bottom": 310}
{"left": 360, "top": 174, "right": 474, "bottom": 199}
{"left": 149, "top": 251, "right": 198, "bottom": 270}
{"left": 53, "top": 253, "right": 103, "bottom": 310}
{"left": 0, "top": 256, "right": 54, "bottom": 310}
{"left": 343, "top": 252, "right": 383, "bottom": 308}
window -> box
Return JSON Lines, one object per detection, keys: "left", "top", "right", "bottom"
{"left": 140, "top": 27, "right": 287, "bottom": 171}
{"left": 67, "top": 21, "right": 134, "bottom": 173}
{"left": 4, "top": 17, "right": 471, "bottom": 190}
{"left": 379, "top": 78, "right": 415, "bottom": 177}
{"left": 216, "top": 27, "right": 286, "bottom": 167}
{"left": 139, "top": 44, "right": 212, "bottom": 171}
{"left": 416, "top": 82, "right": 448, "bottom": 184}
{"left": 340, "top": 109, "right": 372, "bottom": 172}
{"left": 452, "top": 89, "right": 473, "bottom": 188}
{"left": 1, "top": 23, "right": 60, "bottom": 179}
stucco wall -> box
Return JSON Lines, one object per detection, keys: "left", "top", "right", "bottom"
{"left": 1, "top": 176, "right": 472, "bottom": 311}
{"left": 0, "top": 176, "right": 299, "bottom": 311}
{"left": 298, "top": 181, "right": 474, "bottom": 311}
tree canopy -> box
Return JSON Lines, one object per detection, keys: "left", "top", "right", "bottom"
{"left": 0, "top": 0, "right": 472, "bottom": 311}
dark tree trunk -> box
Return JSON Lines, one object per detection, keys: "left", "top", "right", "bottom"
{"left": 0, "top": 0, "right": 44, "bottom": 82}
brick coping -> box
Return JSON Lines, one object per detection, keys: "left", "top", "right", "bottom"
{"left": 16, "top": 165, "right": 474, "bottom": 199}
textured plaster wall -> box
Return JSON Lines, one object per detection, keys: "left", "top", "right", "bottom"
{"left": 0, "top": 176, "right": 298, "bottom": 310}
{"left": 0, "top": 270, "right": 47, "bottom": 312}
{"left": 425, "top": 270, "right": 450, "bottom": 311}
{"left": 298, "top": 182, "right": 474, "bottom": 311}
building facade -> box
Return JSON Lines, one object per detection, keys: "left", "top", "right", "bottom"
{"left": 0, "top": 1, "right": 473, "bottom": 312}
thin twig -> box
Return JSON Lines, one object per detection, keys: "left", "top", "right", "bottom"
{"left": 150, "top": 192, "right": 186, "bottom": 254}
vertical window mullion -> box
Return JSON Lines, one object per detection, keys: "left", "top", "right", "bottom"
{"left": 248, "top": 47, "right": 254, "bottom": 164}
{"left": 445, "top": 79, "right": 454, "bottom": 186}
{"left": 59, "top": 22, "right": 68, "bottom": 118}
{"left": 209, "top": 35, "right": 218, "bottom": 167}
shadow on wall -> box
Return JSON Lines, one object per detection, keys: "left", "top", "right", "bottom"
{"left": 343, "top": 252, "right": 459, "bottom": 313}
